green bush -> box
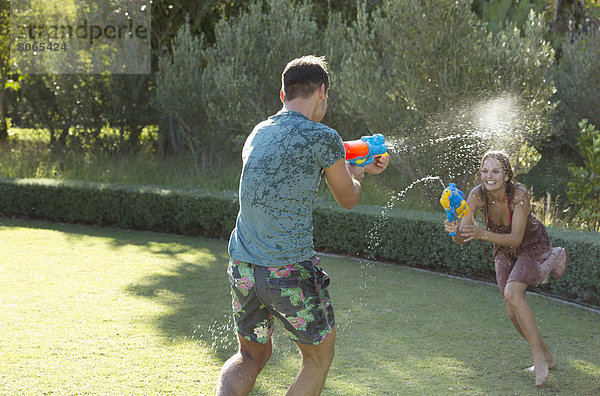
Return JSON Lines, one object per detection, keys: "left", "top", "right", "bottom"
{"left": 567, "top": 119, "right": 600, "bottom": 231}
{"left": 201, "top": 0, "right": 323, "bottom": 145}
{"left": 553, "top": 32, "right": 600, "bottom": 150}
{"left": 1, "top": 177, "right": 597, "bottom": 306}
{"left": 330, "top": 0, "right": 556, "bottom": 189}
{"left": 154, "top": 22, "right": 213, "bottom": 172}
{"left": 0, "top": 178, "right": 237, "bottom": 238}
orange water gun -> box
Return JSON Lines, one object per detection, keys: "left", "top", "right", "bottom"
{"left": 344, "top": 133, "right": 387, "bottom": 167}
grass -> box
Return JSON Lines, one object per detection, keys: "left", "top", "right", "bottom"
{"left": 1, "top": 218, "right": 599, "bottom": 395}
{"left": 0, "top": 127, "right": 240, "bottom": 192}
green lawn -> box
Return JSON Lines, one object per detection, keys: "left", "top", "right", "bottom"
{"left": 1, "top": 218, "right": 599, "bottom": 395}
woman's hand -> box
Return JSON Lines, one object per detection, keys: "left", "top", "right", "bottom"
{"left": 444, "top": 220, "right": 459, "bottom": 235}
{"left": 460, "top": 221, "right": 486, "bottom": 242}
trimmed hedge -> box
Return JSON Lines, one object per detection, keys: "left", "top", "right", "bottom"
{"left": 1, "top": 177, "right": 599, "bottom": 307}
{"left": 313, "top": 204, "right": 600, "bottom": 307}
{"left": 0, "top": 178, "right": 238, "bottom": 238}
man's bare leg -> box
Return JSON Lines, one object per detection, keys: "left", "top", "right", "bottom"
{"left": 504, "top": 281, "right": 553, "bottom": 386}
{"left": 287, "top": 328, "right": 336, "bottom": 396}
{"left": 216, "top": 334, "right": 273, "bottom": 396}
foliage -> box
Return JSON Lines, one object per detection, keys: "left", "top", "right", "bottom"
{"left": 102, "top": 75, "right": 156, "bottom": 152}
{"left": 17, "top": 75, "right": 101, "bottom": 148}
{"left": 0, "top": 177, "right": 238, "bottom": 237}
{"left": 567, "top": 119, "right": 600, "bottom": 231}
{"left": 544, "top": 0, "right": 600, "bottom": 53}
{"left": 528, "top": 187, "right": 571, "bottom": 228}
{"left": 17, "top": 75, "right": 91, "bottom": 145}
{"left": 476, "top": 0, "right": 544, "bottom": 34}
{"left": 472, "top": 0, "right": 600, "bottom": 54}
{"left": 154, "top": 21, "right": 212, "bottom": 172}
{"left": 0, "top": 0, "right": 10, "bottom": 141}
{"left": 201, "top": 0, "right": 323, "bottom": 144}
{"left": 331, "top": 0, "right": 556, "bottom": 192}
{"left": 13, "top": 73, "right": 155, "bottom": 152}
{"left": 553, "top": 31, "right": 600, "bottom": 151}
{"left": 1, "top": 177, "right": 598, "bottom": 305}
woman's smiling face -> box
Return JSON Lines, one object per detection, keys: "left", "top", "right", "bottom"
{"left": 480, "top": 157, "right": 508, "bottom": 193}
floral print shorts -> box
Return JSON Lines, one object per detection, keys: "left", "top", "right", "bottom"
{"left": 227, "top": 256, "right": 335, "bottom": 345}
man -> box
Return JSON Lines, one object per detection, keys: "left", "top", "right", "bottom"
{"left": 216, "top": 55, "right": 388, "bottom": 395}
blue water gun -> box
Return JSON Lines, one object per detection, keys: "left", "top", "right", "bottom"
{"left": 344, "top": 133, "right": 388, "bottom": 167}
{"left": 440, "top": 183, "right": 470, "bottom": 236}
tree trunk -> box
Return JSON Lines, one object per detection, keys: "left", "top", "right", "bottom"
{"left": 126, "top": 125, "right": 143, "bottom": 151}
{"left": 0, "top": 78, "right": 7, "bottom": 142}
{"left": 0, "top": 118, "right": 7, "bottom": 141}
{"left": 57, "top": 127, "right": 69, "bottom": 147}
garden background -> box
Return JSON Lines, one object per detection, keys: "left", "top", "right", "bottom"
{"left": 0, "top": 0, "right": 600, "bottom": 393}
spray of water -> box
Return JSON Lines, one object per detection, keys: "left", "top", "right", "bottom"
{"left": 348, "top": 93, "right": 532, "bottom": 325}
{"left": 198, "top": 93, "right": 539, "bottom": 364}
{"left": 354, "top": 176, "right": 446, "bottom": 305}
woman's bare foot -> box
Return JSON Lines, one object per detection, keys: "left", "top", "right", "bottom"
{"left": 551, "top": 248, "right": 567, "bottom": 279}
{"left": 534, "top": 360, "right": 550, "bottom": 387}
{"left": 526, "top": 359, "right": 556, "bottom": 372}
{"left": 547, "top": 356, "right": 557, "bottom": 370}
{"left": 526, "top": 351, "right": 556, "bottom": 372}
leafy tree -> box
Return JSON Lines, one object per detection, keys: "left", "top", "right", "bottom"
{"left": 545, "top": 0, "right": 600, "bottom": 53}
{"left": 0, "top": 0, "right": 10, "bottom": 141}
{"left": 201, "top": 0, "right": 323, "bottom": 143}
{"left": 154, "top": 22, "right": 209, "bottom": 172}
{"left": 567, "top": 119, "right": 600, "bottom": 231}
{"left": 474, "top": 0, "right": 544, "bottom": 34}
{"left": 553, "top": 31, "right": 600, "bottom": 152}
{"left": 18, "top": 75, "right": 72, "bottom": 146}
{"left": 332, "top": 0, "right": 556, "bottom": 187}
{"left": 18, "top": 75, "right": 107, "bottom": 148}
{"left": 103, "top": 75, "right": 155, "bottom": 152}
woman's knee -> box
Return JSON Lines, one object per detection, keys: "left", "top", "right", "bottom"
{"left": 503, "top": 282, "right": 527, "bottom": 307}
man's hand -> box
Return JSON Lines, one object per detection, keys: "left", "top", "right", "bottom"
{"left": 345, "top": 162, "right": 365, "bottom": 181}
{"left": 364, "top": 154, "right": 389, "bottom": 175}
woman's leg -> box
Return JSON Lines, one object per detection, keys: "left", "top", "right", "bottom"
{"left": 504, "top": 281, "right": 554, "bottom": 386}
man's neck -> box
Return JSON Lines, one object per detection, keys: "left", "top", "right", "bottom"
{"left": 282, "top": 100, "right": 317, "bottom": 122}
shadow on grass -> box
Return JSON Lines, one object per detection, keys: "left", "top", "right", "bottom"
{"left": 125, "top": 258, "right": 236, "bottom": 359}
{"left": 1, "top": 218, "right": 237, "bottom": 357}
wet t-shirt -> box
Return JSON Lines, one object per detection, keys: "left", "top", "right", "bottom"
{"left": 228, "top": 109, "right": 345, "bottom": 266}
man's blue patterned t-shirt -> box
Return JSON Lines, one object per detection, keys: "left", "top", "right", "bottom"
{"left": 228, "top": 109, "right": 345, "bottom": 266}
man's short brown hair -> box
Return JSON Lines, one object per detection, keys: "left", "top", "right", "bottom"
{"left": 281, "top": 55, "right": 329, "bottom": 101}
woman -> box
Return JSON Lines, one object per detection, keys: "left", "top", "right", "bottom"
{"left": 445, "top": 150, "right": 567, "bottom": 387}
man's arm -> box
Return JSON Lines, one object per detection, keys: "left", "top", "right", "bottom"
{"left": 324, "top": 159, "right": 364, "bottom": 209}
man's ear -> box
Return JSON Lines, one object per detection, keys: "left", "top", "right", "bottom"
{"left": 319, "top": 83, "right": 326, "bottom": 100}
{"left": 280, "top": 89, "right": 285, "bottom": 104}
